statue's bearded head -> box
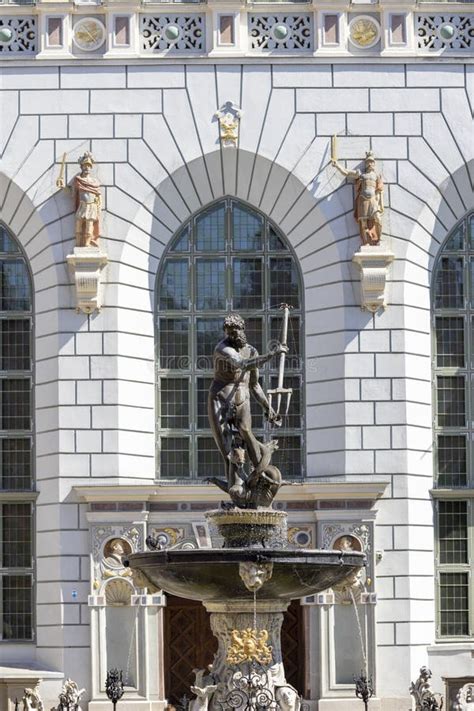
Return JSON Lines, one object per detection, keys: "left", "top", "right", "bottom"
{"left": 364, "top": 151, "right": 376, "bottom": 172}
{"left": 224, "top": 314, "right": 247, "bottom": 349}
{"left": 78, "top": 151, "right": 94, "bottom": 176}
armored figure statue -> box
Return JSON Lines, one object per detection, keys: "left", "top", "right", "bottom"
{"left": 332, "top": 150, "right": 384, "bottom": 246}
{"left": 207, "top": 313, "right": 287, "bottom": 508}
{"left": 57, "top": 151, "right": 102, "bottom": 248}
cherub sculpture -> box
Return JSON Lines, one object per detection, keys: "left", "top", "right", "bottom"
{"left": 22, "top": 684, "right": 44, "bottom": 711}
{"left": 54, "top": 678, "right": 86, "bottom": 711}
{"left": 189, "top": 668, "right": 217, "bottom": 711}
{"left": 409, "top": 667, "right": 443, "bottom": 710}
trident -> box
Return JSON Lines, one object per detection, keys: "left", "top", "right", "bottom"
{"left": 267, "top": 303, "right": 293, "bottom": 418}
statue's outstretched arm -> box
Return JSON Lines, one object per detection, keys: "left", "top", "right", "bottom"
{"left": 244, "top": 344, "right": 287, "bottom": 371}
{"left": 331, "top": 159, "right": 359, "bottom": 180}
{"left": 220, "top": 344, "right": 285, "bottom": 372}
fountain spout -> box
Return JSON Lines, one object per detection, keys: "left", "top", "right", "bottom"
{"left": 239, "top": 561, "right": 274, "bottom": 593}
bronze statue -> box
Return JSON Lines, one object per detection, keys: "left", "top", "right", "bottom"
{"left": 207, "top": 313, "right": 288, "bottom": 508}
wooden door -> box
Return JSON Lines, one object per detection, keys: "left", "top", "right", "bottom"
{"left": 164, "top": 596, "right": 305, "bottom": 703}
{"left": 164, "top": 595, "right": 218, "bottom": 705}
{"left": 281, "top": 600, "right": 306, "bottom": 696}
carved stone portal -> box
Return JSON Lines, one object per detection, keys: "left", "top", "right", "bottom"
{"left": 352, "top": 245, "right": 395, "bottom": 312}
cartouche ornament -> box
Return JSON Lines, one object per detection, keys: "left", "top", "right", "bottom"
{"left": 226, "top": 628, "right": 273, "bottom": 666}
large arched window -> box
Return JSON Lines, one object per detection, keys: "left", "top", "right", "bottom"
{"left": 0, "top": 224, "right": 34, "bottom": 641}
{"left": 433, "top": 211, "right": 474, "bottom": 639}
{"left": 156, "top": 198, "right": 304, "bottom": 481}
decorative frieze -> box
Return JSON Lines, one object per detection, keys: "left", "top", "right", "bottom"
{"left": 0, "top": 9, "right": 473, "bottom": 56}
{"left": 249, "top": 13, "right": 312, "bottom": 51}
{"left": 0, "top": 16, "right": 37, "bottom": 53}
{"left": 416, "top": 12, "right": 473, "bottom": 50}
{"left": 141, "top": 13, "right": 205, "bottom": 52}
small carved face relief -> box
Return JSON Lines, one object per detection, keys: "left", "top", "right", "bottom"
{"left": 333, "top": 535, "right": 362, "bottom": 553}
{"left": 103, "top": 538, "right": 132, "bottom": 567}
{"left": 276, "top": 686, "right": 299, "bottom": 711}
{"left": 239, "top": 561, "right": 273, "bottom": 592}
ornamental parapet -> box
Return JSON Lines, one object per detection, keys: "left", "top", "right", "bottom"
{"left": 0, "top": 0, "right": 472, "bottom": 58}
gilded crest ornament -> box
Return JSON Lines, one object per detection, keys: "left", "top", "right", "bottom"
{"left": 226, "top": 628, "right": 273, "bottom": 666}
{"left": 349, "top": 16, "right": 381, "bottom": 49}
{"left": 215, "top": 101, "right": 243, "bottom": 147}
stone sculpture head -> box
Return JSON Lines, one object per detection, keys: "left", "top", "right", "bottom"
{"left": 239, "top": 561, "right": 274, "bottom": 592}
{"left": 364, "top": 151, "right": 376, "bottom": 172}
{"left": 78, "top": 151, "right": 94, "bottom": 176}
{"left": 224, "top": 314, "right": 247, "bottom": 349}
{"left": 110, "top": 539, "right": 125, "bottom": 555}
{"left": 276, "top": 685, "right": 300, "bottom": 711}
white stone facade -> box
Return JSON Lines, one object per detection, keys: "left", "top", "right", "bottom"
{"left": 0, "top": 4, "right": 473, "bottom": 706}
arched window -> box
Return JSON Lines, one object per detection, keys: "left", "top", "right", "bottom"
{"left": 156, "top": 198, "right": 304, "bottom": 481}
{"left": 433, "top": 211, "right": 474, "bottom": 638}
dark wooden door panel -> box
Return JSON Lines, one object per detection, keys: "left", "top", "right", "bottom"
{"left": 164, "top": 596, "right": 305, "bottom": 703}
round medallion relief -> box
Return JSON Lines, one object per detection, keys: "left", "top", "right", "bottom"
{"left": 349, "top": 16, "right": 381, "bottom": 49}
{"left": 73, "top": 17, "right": 106, "bottom": 52}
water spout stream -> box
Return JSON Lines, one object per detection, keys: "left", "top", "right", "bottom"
{"left": 253, "top": 590, "right": 257, "bottom": 632}
{"left": 349, "top": 588, "right": 368, "bottom": 676}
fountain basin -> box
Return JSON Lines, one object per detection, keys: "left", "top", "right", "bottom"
{"left": 126, "top": 548, "right": 365, "bottom": 602}
{"left": 206, "top": 508, "right": 288, "bottom": 548}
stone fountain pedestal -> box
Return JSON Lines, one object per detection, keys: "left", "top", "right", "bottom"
{"left": 192, "top": 598, "right": 295, "bottom": 711}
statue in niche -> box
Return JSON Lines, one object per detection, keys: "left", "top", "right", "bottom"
{"left": 57, "top": 151, "right": 102, "bottom": 248}
{"left": 331, "top": 149, "right": 384, "bottom": 246}
{"left": 206, "top": 313, "right": 287, "bottom": 508}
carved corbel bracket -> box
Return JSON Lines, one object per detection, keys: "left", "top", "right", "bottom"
{"left": 352, "top": 245, "right": 395, "bottom": 312}
{"left": 66, "top": 246, "right": 108, "bottom": 314}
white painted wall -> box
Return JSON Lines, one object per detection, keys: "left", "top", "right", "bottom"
{"left": 0, "top": 60, "right": 472, "bottom": 709}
